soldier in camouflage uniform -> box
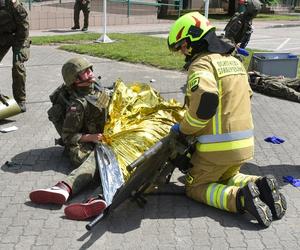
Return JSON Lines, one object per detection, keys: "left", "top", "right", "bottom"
{"left": 249, "top": 71, "right": 300, "bottom": 102}
{"left": 29, "top": 57, "right": 111, "bottom": 220}
{"left": 0, "top": 0, "right": 30, "bottom": 112}
{"left": 71, "top": 0, "right": 90, "bottom": 31}
{"left": 168, "top": 12, "right": 286, "bottom": 227}
{"left": 223, "top": 0, "right": 262, "bottom": 49}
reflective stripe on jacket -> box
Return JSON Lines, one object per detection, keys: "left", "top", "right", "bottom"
{"left": 180, "top": 52, "right": 254, "bottom": 163}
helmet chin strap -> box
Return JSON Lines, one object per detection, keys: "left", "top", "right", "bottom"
{"left": 186, "top": 44, "right": 192, "bottom": 56}
{"left": 180, "top": 40, "right": 192, "bottom": 56}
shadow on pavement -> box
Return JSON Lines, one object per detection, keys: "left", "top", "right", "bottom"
{"left": 0, "top": 118, "right": 17, "bottom": 125}
{"left": 76, "top": 161, "right": 300, "bottom": 248}
{"left": 242, "top": 162, "right": 300, "bottom": 185}
{"left": 77, "top": 191, "right": 264, "bottom": 249}
{"left": 0, "top": 146, "right": 72, "bottom": 175}
{"left": 24, "top": 200, "right": 63, "bottom": 211}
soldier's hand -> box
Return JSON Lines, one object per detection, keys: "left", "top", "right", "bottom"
{"left": 13, "top": 49, "right": 25, "bottom": 62}
{"left": 93, "top": 133, "right": 104, "bottom": 143}
{"left": 80, "top": 133, "right": 104, "bottom": 143}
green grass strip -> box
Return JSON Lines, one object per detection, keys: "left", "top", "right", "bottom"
{"left": 31, "top": 33, "right": 299, "bottom": 77}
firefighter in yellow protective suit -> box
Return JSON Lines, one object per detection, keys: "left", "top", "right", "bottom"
{"left": 168, "top": 12, "right": 287, "bottom": 227}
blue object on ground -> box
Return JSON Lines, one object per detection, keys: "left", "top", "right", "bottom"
{"left": 264, "top": 136, "right": 285, "bottom": 144}
{"left": 283, "top": 176, "right": 300, "bottom": 187}
{"left": 237, "top": 48, "right": 249, "bottom": 56}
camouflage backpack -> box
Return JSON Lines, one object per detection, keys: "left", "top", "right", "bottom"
{"left": 224, "top": 12, "right": 251, "bottom": 47}
{"left": 224, "top": 0, "right": 261, "bottom": 48}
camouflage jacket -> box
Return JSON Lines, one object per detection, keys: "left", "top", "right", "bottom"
{"left": 61, "top": 87, "right": 111, "bottom": 147}
{"left": 249, "top": 71, "right": 300, "bottom": 102}
{"left": 0, "top": 0, "right": 29, "bottom": 48}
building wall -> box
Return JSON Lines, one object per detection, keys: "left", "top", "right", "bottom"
{"left": 189, "top": 0, "right": 229, "bottom": 13}
{"left": 190, "top": 0, "right": 203, "bottom": 9}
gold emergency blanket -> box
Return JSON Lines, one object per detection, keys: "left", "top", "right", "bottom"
{"left": 103, "top": 79, "right": 184, "bottom": 180}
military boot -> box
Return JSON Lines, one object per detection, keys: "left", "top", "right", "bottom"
{"left": 64, "top": 197, "right": 107, "bottom": 220}
{"left": 237, "top": 182, "right": 272, "bottom": 227}
{"left": 255, "top": 175, "right": 287, "bottom": 220}
{"left": 18, "top": 101, "right": 26, "bottom": 113}
{"left": 29, "top": 181, "right": 71, "bottom": 205}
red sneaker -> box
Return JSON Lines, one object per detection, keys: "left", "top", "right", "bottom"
{"left": 64, "top": 198, "right": 107, "bottom": 220}
{"left": 29, "top": 182, "right": 71, "bottom": 205}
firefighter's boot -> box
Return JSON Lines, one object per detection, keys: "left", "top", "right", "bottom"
{"left": 64, "top": 197, "right": 107, "bottom": 220}
{"left": 29, "top": 181, "right": 71, "bottom": 205}
{"left": 237, "top": 182, "right": 272, "bottom": 227}
{"left": 255, "top": 175, "right": 287, "bottom": 220}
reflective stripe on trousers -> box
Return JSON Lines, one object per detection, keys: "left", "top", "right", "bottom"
{"left": 196, "top": 136, "right": 254, "bottom": 152}
{"left": 206, "top": 183, "right": 234, "bottom": 211}
{"left": 227, "top": 173, "right": 259, "bottom": 187}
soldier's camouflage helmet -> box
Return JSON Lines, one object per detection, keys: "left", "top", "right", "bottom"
{"left": 62, "top": 57, "right": 93, "bottom": 86}
{"left": 168, "top": 12, "right": 215, "bottom": 52}
{"left": 246, "top": 0, "right": 262, "bottom": 17}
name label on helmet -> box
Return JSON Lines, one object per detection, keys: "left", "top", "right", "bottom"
{"left": 212, "top": 58, "right": 246, "bottom": 78}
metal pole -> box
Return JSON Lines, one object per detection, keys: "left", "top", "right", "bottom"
{"left": 127, "top": 0, "right": 130, "bottom": 17}
{"left": 204, "top": 0, "right": 209, "bottom": 18}
{"left": 96, "top": 0, "right": 114, "bottom": 43}
{"left": 179, "top": 0, "right": 182, "bottom": 17}
{"left": 104, "top": 0, "right": 107, "bottom": 34}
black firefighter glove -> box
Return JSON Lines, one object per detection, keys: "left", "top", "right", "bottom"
{"left": 169, "top": 123, "right": 194, "bottom": 173}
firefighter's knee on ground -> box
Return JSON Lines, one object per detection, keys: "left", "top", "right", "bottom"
{"left": 185, "top": 183, "right": 206, "bottom": 203}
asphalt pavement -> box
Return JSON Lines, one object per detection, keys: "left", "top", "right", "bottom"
{"left": 0, "top": 20, "right": 300, "bottom": 249}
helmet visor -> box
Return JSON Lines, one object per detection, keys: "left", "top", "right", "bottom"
{"left": 168, "top": 39, "right": 186, "bottom": 52}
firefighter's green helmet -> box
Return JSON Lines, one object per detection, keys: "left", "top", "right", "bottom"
{"left": 62, "top": 57, "right": 93, "bottom": 86}
{"left": 168, "top": 12, "right": 215, "bottom": 51}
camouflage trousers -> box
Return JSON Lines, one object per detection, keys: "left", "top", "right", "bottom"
{"left": 249, "top": 72, "right": 300, "bottom": 103}
{"left": 73, "top": 1, "right": 90, "bottom": 28}
{"left": 0, "top": 40, "right": 30, "bottom": 103}
{"left": 64, "top": 146, "right": 102, "bottom": 195}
